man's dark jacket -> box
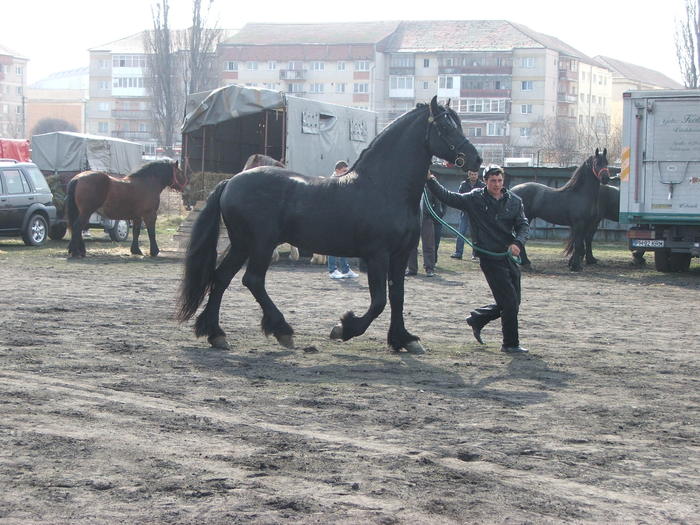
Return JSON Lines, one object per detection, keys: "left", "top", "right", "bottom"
{"left": 427, "top": 177, "right": 529, "bottom": 257}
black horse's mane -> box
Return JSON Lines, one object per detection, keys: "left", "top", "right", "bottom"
{"left": 349, "top": 103, "right": 430, "bottom": 174}
{"left": 128, "top": 159, "right": 174, "bottom": 183}
{"left": 558, "top": 155, "right": 595, "bottom": 191}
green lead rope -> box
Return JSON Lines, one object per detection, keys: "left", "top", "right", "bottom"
{"left": 422, "top": 188, "right": 521, "bottom": 265}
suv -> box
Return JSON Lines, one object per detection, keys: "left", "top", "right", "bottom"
{"left": 0, "top": 160, "right": 57, "bottom": 246}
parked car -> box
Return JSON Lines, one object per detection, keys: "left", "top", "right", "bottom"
{"left": 0, "top": 160, "right": 57, "bottom": 246}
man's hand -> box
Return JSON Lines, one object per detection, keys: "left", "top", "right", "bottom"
{"left": 508, "top": 244, "right": 521, "bottom": 257}
{"left": 427, "top": 172, "right": 436, "bottom": 181}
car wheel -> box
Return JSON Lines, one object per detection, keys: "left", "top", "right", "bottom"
{"left": 22, "top": 214, "right": 48, "bottom": 246}
{"left": 48, "top": 223, "right": 68, "bottom": 240}
{"left": 109, "top": 220, "right": 130, "bottom": 242}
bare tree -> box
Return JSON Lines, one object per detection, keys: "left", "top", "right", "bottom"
{"left": 31, "top": 118, "right": 78, "bottom": 136}
{"left": 145, "top": 0, "right": 184, "bottom": 157}
{"left": 185, "top": 0, "right": 221, "bottom": 96}
{"left": 675, "top": 0, "right": 699, "bottom": 88}
{"left": 532, "top": 118, "right": 579, "bottom": 166}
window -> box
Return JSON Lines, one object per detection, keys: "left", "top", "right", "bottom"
{"left": 98, "top": 122, "right": 108, "bottom": 133}
{"left": 112, "top": 55, "right": 145, "bottom": 68}
{"left": 444, "top": 57, "right": 454, "bottom": 67}
{"left": 15, "top": 106, "right": 21, "bottom": 115}
{"left": 100, "top": 59, "right": 109, "bottom": 69}
{"left": 467, "top": 127, "right": 482, "bottom": 137}
{"left": 355, "top": 61, "right": 370, "bottom": 71}
{"left": 2, "top": 169, "right": 29, "bottom": 194}
{"left": 139, "top": 123, "right": 148, "bottom": 132}
{"left": 353, "top": 83, "right": 369, "bottom": 93}
{"left": 99, "top": 80, "right": 109, "bottom": 90}
{"left": 521, "top": 57, "right": 535, "bottom": 68}
{"left": 247, "top": 61, "right": 258, "bottom": 70}
{"left": 113, "top": 77, "right": 144, "bottom": 88}
{"left": 25, "top": 166, "right": 49, "bottom": 192}
{"left": 390, "top": 55, "right": 412, "bottom": 68}
{"left": 487, "top": 122, "right": 505, "bottom": 136}
{"left": 438, "top": 76, "right": 453, "bottom": 89}
{"left": 288, "top": 61, "right": 303, "bottom": 70}
{"left": 423, "top": 58, "right": 430, "bottom": 68}
{"left": 268, "top": 61, "right": 277, "bottom": 70}
{"left": 15, "top": 66, "right": 23, "bottom": 76}
{"left": 521, "top": 80, "right": 533, "bottom": 91}
{"left": 335, "top": 83, "right": 346, "bottom": 93}
{"left": 310, "top": 83, "right": 324, "bottom": 93}
{"left": 337, "top": 61, "right": 346, "bottom": 71}
{"left": 16, "top": 86, "right": 22, "bottom": 96}
{"left": 423, "top": 81, "right": 429, "bottom": 89}
{"left": 390, "top": 76, "right": 414, "bottom": 90}
{"left": 288, "top": 83, "right": 304, "bottom": 93}
{"left": 580, "top": 93, "right": 585, "bottom": 102}
{"left": 311, "top": 62, "right": 324, "bottom": 71}
{"left": 98, "top": 102, "right": 110, "bottom": 111}
{"left": 224, "top": 61, "right": 238, "bottom": 71}
{"left": 263, "top": 82, "right": 279, "bottom": 90}
{"left": 519, "top": 127, "right": 531, "bottom": 137}
{"left": 520, "top": 104, "right": 533, "bottom": 114}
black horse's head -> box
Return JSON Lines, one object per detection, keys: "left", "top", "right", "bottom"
{"left": 590, "top": 148, "right": 610, "bottom": 183}
{"left": 426, "top": 96, "right": 482, "bottom": 172}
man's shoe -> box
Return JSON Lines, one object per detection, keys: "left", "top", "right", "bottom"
{"left": 501, "top": 345, "right": 529, "bottom": 353}
{"left": 329, "top": 269, "right": 345, "bottom": 279}
{"left": 343, "top": 269, "right": 359, "bottom": 278}
{"left": 425, "top": 270, "right": 435, "bottom": 277}
{"left": 405, "top": 270, "right": 417, "bottom": 276}
{"left": 450, "top": 253, "right": 462, "bottom": 259}
{"left": 466, "top": 318, "right": 484, "bottom": 344}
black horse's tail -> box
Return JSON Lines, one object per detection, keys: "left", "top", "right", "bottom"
{"left": 65, "top": 177, "right": 80, "bottom": 232}
{"left": 176, "top": 180, "right": 228, "bottom": 322}
{"left": 564, "top": 235, "right": 575, "bottom": 257}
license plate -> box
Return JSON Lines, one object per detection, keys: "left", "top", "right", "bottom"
{"left": 631, "top": 239, "right": 664, "bottom": 248}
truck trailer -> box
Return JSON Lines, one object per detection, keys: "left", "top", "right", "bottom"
{"left": 619, "top": 89, "right": 700, "bottom": 272}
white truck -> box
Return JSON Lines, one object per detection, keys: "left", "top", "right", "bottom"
{"left": 620, "top": 89, "right": 700, "bottom": 272}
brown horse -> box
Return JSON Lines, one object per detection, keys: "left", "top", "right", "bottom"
{"left": 66, "top": 159, "right": 185, "bottom": 258}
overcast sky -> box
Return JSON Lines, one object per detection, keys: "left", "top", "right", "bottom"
{"left": 3, "top": 0, "right": 687, "bottom": 85}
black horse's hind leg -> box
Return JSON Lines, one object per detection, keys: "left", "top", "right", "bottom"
{"left": 386, "top": 251, "right": 422, "bottom": 353}
{"left": 241, "top": 244, "right": 295, "bottom": 348}
{"left": 330, "top": 254, "right": 388, "bottom": 343}
{"left": 584, "top": 224, "right": 598, "bottom": 265}
{"left": 131, "top": 219, "right": 144, "bottom": 256}
{"left": 195, "top": 246, "right": 248, "bottom": 349}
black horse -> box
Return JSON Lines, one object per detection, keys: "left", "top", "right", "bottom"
{"left": 511, "top": 149, "right": 609, "bottom": 271}
{"left": 583, "top": 182, "right": 645, "bottom": 266}
{"left": 176, "top": 97, "right": 482, "bottom": 353}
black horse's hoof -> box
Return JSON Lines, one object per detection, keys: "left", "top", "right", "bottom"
{"left": 209, "top": 335, "right": 230, "bottom": 349}
{"left": 276, "top": 334, "right": 295, "bottom": 349}
{"left": 404, "top": 341, "right": 426, "bottom": 354}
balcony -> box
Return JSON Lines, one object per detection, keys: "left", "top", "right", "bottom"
{"left": 111, "top": 130, "right": 152, "bottom": 141}
{"left": 558, "top": 69, "right": 578, "bottom": 81}
{"left": 460, "top": 89, "right": 511, "bottom": 98}
{"left": 112, "top": 109, "right": 151, "bottom": 120}
{"left": 389, "top": 67, "right": 415, "bottom": 76}
{"left": 557, "top": 93, "right": 578, "bottom": 103}
{"left": 440, "top": 65, "right": 512, "bottom": 75}
{"left": 279, "top": 69, "right": 306, "bottom": 81}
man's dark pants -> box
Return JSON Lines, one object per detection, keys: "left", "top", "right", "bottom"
{"left": 468, "top": 257, "right": 521, "bottom": 347}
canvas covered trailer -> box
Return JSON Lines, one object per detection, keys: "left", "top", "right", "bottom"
{"left": 30, "top": 132, "right": 144, "bottom": 241}
{"left": 181, "top": 84, "right": 377, "bottom": 179}
{"left": 0, "top": 138, "right": 31, "bottom": 162}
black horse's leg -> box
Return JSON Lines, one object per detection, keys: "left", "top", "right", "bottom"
{"left": 144, "top": 216, "right": 159, "bottom": 257}
{"left": 387, "top": 251, "right": 422, "bottom": 353}
{"left": 584, "top": 223, "right": 598, "bottom": 265}
{"left": 195, "top": 246, "right": 249, "bottom": 349}
{"left": 241, "top": 244, "right": 295, "bottom": 348}
{"left": 330, "top": 254, "right": 389, "bottom": 343}
{"left": 131, "top": 219, "right": 144, "bottom": 255}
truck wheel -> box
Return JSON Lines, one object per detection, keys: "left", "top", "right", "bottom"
{"left": 22, "top": 214, "right": 48, "bottom": 246}
{"left": 48, "top": 223, "right": 67, "bottom": 240}
{"left": 109, "top": 220, "right": 130, "bottom": 242}
{"left": 669, "top": 253, "right": 691, "bottom": 272}
{"left": 654, "top": 249, "right": 671, "bottom": 272}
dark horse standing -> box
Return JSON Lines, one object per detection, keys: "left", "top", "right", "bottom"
{"left": 66, "top": 159, "right": 185, "bottom": 258}
{"left": 511, "top": 149, "right": 609, "bottom": 271}
{"left": 176, "top": 97, "right": 482, "bottom": 353}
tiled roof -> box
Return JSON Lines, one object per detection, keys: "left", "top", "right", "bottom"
{"left": 593, "top": 55, "right": 683, "bottom": 89}
{"left": 0, "top": 43, "right": 27, "bottom": 59}
{"left": 222, "top": 21, "right": 401, "bottom": 46}
{"left": 509, "top": 22, "right": 598, "bottom": 65}
{"left": 90, "top": 29, "right": 234, "bottom": 54}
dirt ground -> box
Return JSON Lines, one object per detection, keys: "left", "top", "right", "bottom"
{"left": 0, "top": 235, "right": 698, "bottom": 524}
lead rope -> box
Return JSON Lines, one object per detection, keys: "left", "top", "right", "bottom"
{"left": 422, "top": 188, "right": 521, "bottom": 264}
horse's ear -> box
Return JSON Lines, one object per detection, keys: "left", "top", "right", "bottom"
{"left": 429, "top": 96, "right": 439, "bottom": 117}
{"left": 603, "top": 148, "right": 607, "bottom": 158}
{"left": 446, "top": 98, "right": 451, "bottom": 108}
{"left": 595, "top": 147, "right": 599, "bottom": 157}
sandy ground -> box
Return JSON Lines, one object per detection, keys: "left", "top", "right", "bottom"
{"left": 0, "top": 236, "right": 698, "bottom": 524}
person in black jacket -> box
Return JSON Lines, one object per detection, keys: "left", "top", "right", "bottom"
{"left": 427, "top": 164, "right": 530, "bottom": 353}
{"left": 451, "top": 169, "right": 485, "bottom": 260}
{"left": 407, "top": 190, "right": 444, "bottom": 277}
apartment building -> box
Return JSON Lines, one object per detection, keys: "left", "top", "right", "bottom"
{"left": 593, "top": 56, "right": 683, "bottom": 130}
{"left": 218, "top": 20, "right": 614, "bottom": 165}
{"left": 0, "top": 44, "right": 28, "bottom": 138}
